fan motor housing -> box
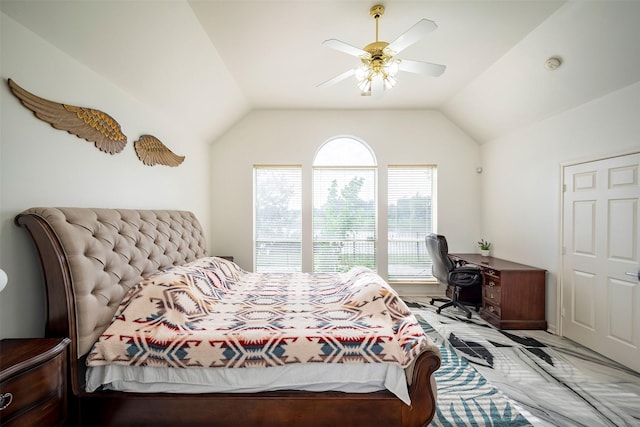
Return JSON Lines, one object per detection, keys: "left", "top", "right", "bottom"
{"left": 362, "top": 41, "right": 393, "bottom": 72}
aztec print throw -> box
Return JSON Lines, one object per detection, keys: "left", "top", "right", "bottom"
{"left": 87, "top": 257, "right": 439, "bottom": 371}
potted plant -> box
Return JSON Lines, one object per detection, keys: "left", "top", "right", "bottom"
{"left": 478, "top": 239, "right": 491, "bottom": 256}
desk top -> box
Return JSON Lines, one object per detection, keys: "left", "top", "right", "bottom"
{"left": 450, "top": 253, "right": 545, "bottom": 272}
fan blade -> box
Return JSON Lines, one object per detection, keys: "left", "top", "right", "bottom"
{"left": 317, "top": 68, "right": 356, "bottom": 88}
{"left": 386, "top": 19, "right": 437, "bottom": 54}
{"left": 399, "top": 59, "right": 446, "bottom": 77}
{"left": 322, "top": 39, "right": 368, "bottom": 58}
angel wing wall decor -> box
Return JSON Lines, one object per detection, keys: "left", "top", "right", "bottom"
{"left": 134, "top": 135, "right": 185, "bottom": 167}
{"left": 7, "top": 78, "right": 127, "bottom": 155}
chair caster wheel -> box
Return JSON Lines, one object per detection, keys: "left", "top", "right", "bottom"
{"left": 436, "top": 308, "right": 442, "bottom": 314}
{"left": 466, "top": 312, "right": 472, "bottom": 319}
{"left": 430, "top": 299, "right": 435, "bottom": 306}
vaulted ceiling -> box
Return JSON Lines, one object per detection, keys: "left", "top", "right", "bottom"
{"left": 3, "top": 1, "right": 640, "bottom": 144}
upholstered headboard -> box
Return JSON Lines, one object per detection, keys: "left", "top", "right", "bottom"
{"left": 16, "top": 208, "right": 208, "bottom": 359}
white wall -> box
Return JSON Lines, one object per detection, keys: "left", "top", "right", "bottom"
{"left": 210, "top": 109, "right": 482, "bottom": 284}
{"left": 0, "top": 14, "right": 212, "bottom": 338}
{"left": 480, "top": 81, "right": 640, "bottom": 333}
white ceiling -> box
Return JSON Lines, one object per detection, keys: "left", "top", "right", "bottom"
{"left": 3, "top": 0, "right": 640, "bottom": 144}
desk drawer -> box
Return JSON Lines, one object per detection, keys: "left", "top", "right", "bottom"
{"left": 483, "top": 268, "right": 501, "bottom": 305}
{"left": 484, "top": 281, "right": 501, "bottom": 304}
{"left": 483, "top": 301, "right": 501, "bottom": 318}
{"left": 483, "top": 269, "right": 500, "bottom": 285}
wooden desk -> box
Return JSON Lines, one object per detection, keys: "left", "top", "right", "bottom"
{"left": 450, "top": 254, "right": 547, "bottom": 330}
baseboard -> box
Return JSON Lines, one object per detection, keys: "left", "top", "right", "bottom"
{"left": 391, "top": 283, "right": 443, "bottom": 298}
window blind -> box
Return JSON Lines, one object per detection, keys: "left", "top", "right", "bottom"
{"left": 388, "top": 166, "right": 435, "bottom": 281}
{"left": 254, "top": 166, "right": 302, "bottom": 272}
{"left": 313, "top": 167, "right": 377, "bottom": 272}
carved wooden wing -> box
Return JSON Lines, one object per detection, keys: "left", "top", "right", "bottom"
{"left": 134, "top": 135, "right": 185, "bottom": 167}
{"left": 7, "top": 79, "right": 127, "bottom": 154}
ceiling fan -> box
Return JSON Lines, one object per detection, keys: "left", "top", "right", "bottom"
{"left": 319, "top": 4, "right": 446, "bottom": 97}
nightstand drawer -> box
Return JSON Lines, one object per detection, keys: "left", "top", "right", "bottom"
{"left": 0, "top": 356, "right": 64, "bottom": 422}
{"left": 0, "top": 338, "right": 69, "bottom": 427}
{"left": 1, "top": 394, "right": 64, "bottom": 427}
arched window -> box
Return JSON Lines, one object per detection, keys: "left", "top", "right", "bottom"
{"left": 312, "top": 137, "right": 377, "bottom": 272}
{"left": 313, "top": 137, "right": 376, "bottom": 166}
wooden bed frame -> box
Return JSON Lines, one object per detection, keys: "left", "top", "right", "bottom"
{"left": 16, "top": 207, "right": 441, "bottom": 427}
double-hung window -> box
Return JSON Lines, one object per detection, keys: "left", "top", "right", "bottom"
{"left": 387, "top": 166, "right": 436, "bottom": 281}
{"left": 253, "top": 166, "right": 302, "bottom": 272}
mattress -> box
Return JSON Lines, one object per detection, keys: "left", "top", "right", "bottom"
{"left": 86, "top": 361, "right": 412, "bottom": 404}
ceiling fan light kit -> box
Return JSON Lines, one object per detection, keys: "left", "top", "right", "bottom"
{"left": 319, "top": 4, "right": 446, "bottom": 97}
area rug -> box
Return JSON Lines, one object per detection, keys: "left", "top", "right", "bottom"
{"left": 413, "top": 312, "right": 533, "bottom": 426}
{"left": 408, "top": 298, "right": 640, "bottom": 427}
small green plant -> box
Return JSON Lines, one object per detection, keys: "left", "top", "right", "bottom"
{"left": 477, "top": 239, "right": 491, "bottom": 250}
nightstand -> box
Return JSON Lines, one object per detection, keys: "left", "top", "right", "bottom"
{"left": 0, "top": 338, "right": 70, "bottom": 427}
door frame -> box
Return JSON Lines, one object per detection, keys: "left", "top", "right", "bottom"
{"left": 558, "top": 149, "right": 640, "bottom": 337}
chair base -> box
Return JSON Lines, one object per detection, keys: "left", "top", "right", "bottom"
{"left": 430, "top": 296, "right": 480, "bottom": 319}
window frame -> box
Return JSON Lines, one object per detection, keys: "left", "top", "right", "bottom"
{"left": 312, "top": 137, "right": 378, "bottom": 273}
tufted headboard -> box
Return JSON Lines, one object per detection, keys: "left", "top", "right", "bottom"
{"left": 16, "top": 208, "right": 208, "bottom": 362}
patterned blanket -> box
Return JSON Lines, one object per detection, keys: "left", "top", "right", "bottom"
{"left": 87, "top": 257, "right": 436, "bottom": 370}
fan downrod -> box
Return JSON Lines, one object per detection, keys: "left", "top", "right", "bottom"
{"left": 364, "top": 4, "right": 390, "bottom": 65}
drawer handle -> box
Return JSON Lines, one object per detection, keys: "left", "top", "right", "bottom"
{"left": 488, "top": 281, "right": 496, "bottom": 287}
{"left": 488, "top": 306, "right": 495, "bottom": 313}
{"left": 0, "top": 392, "right": 13, "bottom": 411}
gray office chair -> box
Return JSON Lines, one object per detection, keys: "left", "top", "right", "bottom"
{"left": 425, "top": 233, "right": 483, "bottom": 319}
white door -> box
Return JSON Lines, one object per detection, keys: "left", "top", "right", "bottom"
{"left": 562, "top": 152, "right": 640, "bottom": 372}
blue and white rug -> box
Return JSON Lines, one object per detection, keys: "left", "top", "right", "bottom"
{"left": 416, "top": 314, "right": 532, "bottom": 427}
{"left": 409, "top": 298, "right": 640, "bottom": 427}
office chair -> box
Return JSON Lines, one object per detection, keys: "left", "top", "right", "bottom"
{"left": 425, "top": 233, "right": 483, "bottom": 319}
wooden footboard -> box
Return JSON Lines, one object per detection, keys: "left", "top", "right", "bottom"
{"left": 73, "top": 350, "right": 440, "bottom": 426}
{"left": 16, "top": 208, "right": 440, "bottom": 427}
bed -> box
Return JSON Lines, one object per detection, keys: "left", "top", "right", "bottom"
{"left": 15, "top": 207, "right": 441, "bottom": 426}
